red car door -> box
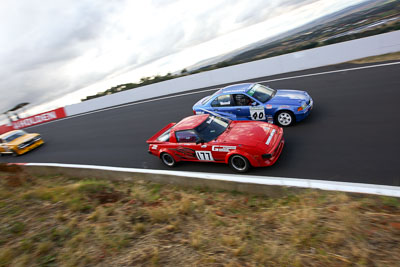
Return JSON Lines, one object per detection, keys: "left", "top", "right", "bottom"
{"left": 173, "top": 130, "right": 216, "bottom": 162}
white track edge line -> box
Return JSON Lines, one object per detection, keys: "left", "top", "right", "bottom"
{"left": 25, "top": 163, "right": 400, "bottom": 197}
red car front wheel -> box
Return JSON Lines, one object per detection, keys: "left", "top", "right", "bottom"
{"left": 229, "top": 154, "right": 250, "bottom": 173}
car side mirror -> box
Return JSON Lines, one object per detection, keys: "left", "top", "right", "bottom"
{"left": 196, "top": 139, "right": 204, "bottom": 145}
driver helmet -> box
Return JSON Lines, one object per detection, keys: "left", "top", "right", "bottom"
{"left": 235, "top": 94, "right": 248, "bottom": 106}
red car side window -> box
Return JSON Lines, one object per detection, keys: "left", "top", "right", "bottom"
{"left": 175, "top": 130, "right": 199, "bottom": 143}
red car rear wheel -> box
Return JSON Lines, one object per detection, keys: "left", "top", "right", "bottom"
{"left": 161, "top": 152, "right": 176, "bottom": 167}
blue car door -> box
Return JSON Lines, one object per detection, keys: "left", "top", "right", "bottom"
{"left": 231, "top": 94, "right": 253, "bottom": 120}
{"left": 248, "top": 103, "right": 267, "bottom": 121}
{"left": 233, "top": 93, "right": 269, "bottom": 121}
{"left": 210, "top": 94, "right": 238, "bottom": 119}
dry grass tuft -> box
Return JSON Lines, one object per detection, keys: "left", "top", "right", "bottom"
{"left": 133, "top": 222, "right": 146, "bottom": 234}
{"left": 189, "top": 229, "right": 205, "bottom": 250}
{"left": 178, "top": 197, "right": 195, "bottom": 214}
{"left": 147, "top": 207, "right": 172, "bottom": 223}
{"left": 221, "top": 234, "right": 241, "bottom": 248}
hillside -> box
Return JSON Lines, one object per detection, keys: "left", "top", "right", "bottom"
{"left": 1, "top": 164, "right": 399, "bottom": 266}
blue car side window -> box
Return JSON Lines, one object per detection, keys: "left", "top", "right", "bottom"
{"left": 211, "top": 95, "right": 232, "bottom": 107}
{"left": 211, "top": 98, "right": 219, "bottom": 107}
{"left": 233, "top": 94, "right": 253, "bottom": 106}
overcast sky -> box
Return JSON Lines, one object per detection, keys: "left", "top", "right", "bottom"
{"left": 0, "top": 0, "right": 366, "bottom": 118}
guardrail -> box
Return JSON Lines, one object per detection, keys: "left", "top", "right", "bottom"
{"left": 20, "top": 163, "right": 400, "bottom": 197}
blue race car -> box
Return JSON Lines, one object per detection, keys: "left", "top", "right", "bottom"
{"left": 192, "top": 83, "right": 313, "bottom": 126}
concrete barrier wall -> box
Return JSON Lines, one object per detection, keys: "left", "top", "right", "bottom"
{"left": 65, "top": 30, "right": 400, "bottom": 116}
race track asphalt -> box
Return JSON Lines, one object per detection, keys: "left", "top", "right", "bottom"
{"left": 2, "top": 62, "right": 400, "bottom": 186}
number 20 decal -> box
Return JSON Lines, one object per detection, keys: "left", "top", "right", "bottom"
{"left": 195, "top": 151, "right": 214, "bottom": 161}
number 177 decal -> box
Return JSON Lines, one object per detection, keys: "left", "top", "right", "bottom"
{"left": 195, "top": 151, "right": 214, "bottom": 161}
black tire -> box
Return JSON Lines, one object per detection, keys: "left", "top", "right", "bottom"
{"left": 275, "top": 110, "right": 295, "bottom": 127}
{"left": 12, "top": 150, "right": 19, "bottom": 157}
{"left": 229, "top": 154, "right": 250, "bottom": 173}
{"left": 160, "top": 152, "right": 176, "bottom": 167}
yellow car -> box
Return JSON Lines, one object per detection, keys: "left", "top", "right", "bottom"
{"left": 0, "top": 130, "right": 44, "bottom": 156}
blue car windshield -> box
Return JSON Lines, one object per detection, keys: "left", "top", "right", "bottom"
{"left": 201, "top": 96, "right": 211, "bottom": 105}
{"left": 247, "top": 84, "right": 276, "bottom": 103}
{"left": 195, "top": 115, "right": 230, "bottom": 142}
{"left": 204, "top": 89, "right": 222, "bottom": 105}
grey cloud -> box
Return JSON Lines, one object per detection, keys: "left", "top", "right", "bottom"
{"left": 3, "top": 3, "right": 111, "bottom": 70}
{"left": 129, "top": 0, "right": 321, "bottom": 64}
{"left": 234, "top": 0, "right": 319, "bottom": 26}
{"left": 0, "top": 0, "right": 125, "bottom": 112}
{"left": 150, "top": 0, "right": 176, "bottom": 8}
{"left": 2, "top": 64, "right": 111, "bottom": 113}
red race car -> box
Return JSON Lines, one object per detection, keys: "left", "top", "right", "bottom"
{"left": 147, "top": 114, "right": 284, "bottom": 172}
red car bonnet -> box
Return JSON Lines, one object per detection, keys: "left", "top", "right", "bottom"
{"left": 217, "top": 121, "right": 280, "bottom": 147}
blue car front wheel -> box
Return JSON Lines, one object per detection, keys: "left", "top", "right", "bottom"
{"left": 275, "top": 111, "right": 294, "bottom": 127}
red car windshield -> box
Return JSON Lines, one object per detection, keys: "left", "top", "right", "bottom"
{"left": 195, "top": 115, "right": 230, "bottom": 142}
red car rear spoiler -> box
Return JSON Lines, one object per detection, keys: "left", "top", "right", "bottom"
{"left": 146, "top": 123, "right": 176, "bottom": 144}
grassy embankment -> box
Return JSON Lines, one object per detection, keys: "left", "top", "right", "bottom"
{"left": 0, "top": 164, "right": 399, "bottom": 266}
{"left": 348, "top": 51, "right": 400, "bottom": 64}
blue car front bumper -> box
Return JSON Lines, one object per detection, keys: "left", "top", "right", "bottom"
{"left": 294, "top": 98, "right": 313, "bottom": 122}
